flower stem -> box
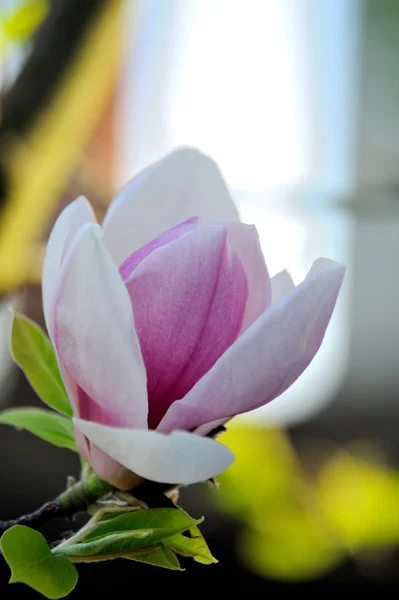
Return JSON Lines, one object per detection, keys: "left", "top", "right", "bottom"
{"left": 0, "top": 473, "right": 182, "bottom": 537}
{"left": 58, "top": 472, "right": 113, "bottom": 514}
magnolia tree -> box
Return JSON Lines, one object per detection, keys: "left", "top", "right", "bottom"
{"left": 0, "top": 149, "right": 344, "bottom": 598}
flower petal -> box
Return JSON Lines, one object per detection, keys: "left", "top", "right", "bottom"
{"left": 158, "top": 261, "right": 345, "bottom": 433}
{"left": 227, "top": 223, "right": 271, "bottom": 332}
{"left": 305, "top": 256, "right": 340, "bottom": 279}
{"left": 119, "top": 217, "right": 198, "bottom": 281}
{"left": 42, "top": 196, "right": 96, "bottom": 336}
{"left": 102, "top": 148, "right": 240, "bottom": 266}
{"left": 52, "top": 223, "right": 148, "bottom": 428}
{"left": 74, "top": 418, "right": 235, "bottom": 486}
{"left": 125, "top": 226, "right": 247, "bottom": 428}
{"left": 42, "top": 197, "right": 97, "bottom": 414}
{"left": 271, "top": 269, "right": 295, "bottom": 304}
{"left": 85, "top": 443, "right": 142, "bottom": 490}
{"left": 195, "top": 418, "right": 229, "bottom": 436}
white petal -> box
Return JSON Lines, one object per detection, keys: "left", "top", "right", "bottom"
{"left": 102, "top": 148, "right": 240, "bottom": 266}
{"left": 270, "top": 269, "right": 295, "bottom": 304}
{"left": 74, "top": 418, "right": 235, "bottom": 485}
{"left": 42, "top": 196, "right": 96, "bottom": 335}
{"left": 306, "top": 257, "right": 341, "bottom": 279}
{"left": 53, "top": 224, "right": 148, "bottom": 428}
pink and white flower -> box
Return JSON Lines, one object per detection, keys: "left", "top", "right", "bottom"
{"left": 42, "top": 149, "right": 345, "bottom": 489}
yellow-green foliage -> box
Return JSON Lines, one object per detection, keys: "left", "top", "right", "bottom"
{"left": 0, "top": 0, "right": 49, "bottom": 51}
{"left": 216, "top": 426, "right": 399, "bottom": 581}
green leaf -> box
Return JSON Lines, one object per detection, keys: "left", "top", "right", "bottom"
{"left": 165, "top": 525, "right": 217, "bottom": 564}
{"left": 84, "top": 507, "right": 202, "bottom": 543}
{"left": 126, "top": 545, "right": 183, "bottom": 570}
{"left": 54, "top": 531, "right": 154, "bottom": 560}
{"left": 0, "top": 407, "right": 77, "bottom": 452}
{"left": 10, "top": 310, "right": 72, "bottom": 417}
{"left": 55, "top": 508, "right": 202, "bottom": 560}
{"left": 0, "top": 525, "right": 78, "bottom": 599}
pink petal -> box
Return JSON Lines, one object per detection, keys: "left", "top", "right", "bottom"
{"left": 42, "top": 196, "right": 96, "bottom": 337}
{"left": 52, "top": 223, "right": 148, "bottom": 429}
{"left": 226, "top": 223, "right": 271, "bottom": 332}
{"left": 74, "top": 423, "right": 140, "bottom": 490}
{"left": 119, "top": 217, "right": 198, "bottom": 281}
{"left": 194, "top": 418, "right": 229, "bottom": 436}
{"left": 125, "top": 226, "right": 248, "bottom": 429}
{"left": 74, "top": 426, "right": 90, "bottom": 461}
{"left": 102, "top": 148, "right": 239, "bottom": 266}
{"left": 158, "top": 260, "right": 345, "bottom": 433}
{"left": 85, "top": 444, "right": 142, "bottom": 490}
{"left": 74, "top": 418, "right": 235, "bottom": 487}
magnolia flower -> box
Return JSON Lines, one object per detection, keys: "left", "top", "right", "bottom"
{"left": 43, "top": 149, "right": 344, "bottom": 490}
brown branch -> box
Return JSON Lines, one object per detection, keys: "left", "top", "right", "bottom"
{"left": 0, "top": 480, "right": 179, "bottom": 535}
{"left": 0, "top": 499, "right": 63, "bottom": 534}
{"left": 0, "top": 473, "right": 113, "bottom": 535}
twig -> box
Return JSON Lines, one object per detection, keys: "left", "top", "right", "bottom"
{"left": 0, "top": 499, "right": 61, "bottom": 533}
{"left": 0, "top": 478, "right": 181, "bottom": 534}
{"left": 0, "top": 472, "right": 113, "bottom": 534}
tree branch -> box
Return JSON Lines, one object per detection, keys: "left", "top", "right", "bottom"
{"left": 0, "top": 478, "right": 180, "bottom": 534}
{"left": 0, "top": 472, "right": 113, "bottom": 534}
{"left": 0, "top": 499, "right": 62, "bottom": 533}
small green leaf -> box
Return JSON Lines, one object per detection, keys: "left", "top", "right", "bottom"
{"left": 55, "top": 508, "right": 202, "bottom": 560}
{"left": 126, "top": 545, "right": 183, "bottom": 570}
{"left": 84, "top": 507, "right": 202, "bottom": 545}
{"left": 0, "top": 525, "right": 78, "bottom": 599}
{"left": 0, "top": 407, "right": 77, "bottom": 451}
{"left": 55, "top": 531, "right": 153, "bottom": 560}
{"left": 166, "top": 525, "right": 217, "bottom": 564}
{"left": 10, "top": 310, "right": 72, "bottom": 417}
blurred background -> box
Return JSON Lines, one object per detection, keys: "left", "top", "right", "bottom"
{"left": 0, "top": 0, "right": 398, "bottom": 593}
